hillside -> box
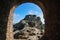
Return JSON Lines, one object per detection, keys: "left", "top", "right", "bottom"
{"left": 13, "top": 15, "right": 44, "bottom": 40}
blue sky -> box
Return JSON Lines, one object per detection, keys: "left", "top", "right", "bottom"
{"left": 13, "top": 2, "right": 45, "bottom": 24}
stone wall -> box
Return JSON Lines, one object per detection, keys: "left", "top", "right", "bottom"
{"left": 0, "top": 0, "right": 60, "bottom": 40}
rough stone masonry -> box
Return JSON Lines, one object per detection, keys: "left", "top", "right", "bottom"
{"left": 0, "top": 0, "right": 60, "bottom": 40}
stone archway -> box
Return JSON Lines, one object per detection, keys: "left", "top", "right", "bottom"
{"left": 0, "top": 0, "right": 60, "bottom": 40}
{"left": 6, "top": 0, "right": 46, "bottom": 40}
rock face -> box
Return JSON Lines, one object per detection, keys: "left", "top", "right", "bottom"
{"left": 14, "top": 15, "right": 44, "bottom": 31}
{"left": 14, "top": 27, "right": 43, "bottom": 40}
{"left": 14, "top": 15, "right": 44, "bottom": 40}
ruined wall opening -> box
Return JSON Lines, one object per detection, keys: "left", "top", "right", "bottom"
{"left": 13, "top": 2, "right": 45, "bottom": 40}
{"left": 1, "top": 0, "right": 59, "bottom": 40}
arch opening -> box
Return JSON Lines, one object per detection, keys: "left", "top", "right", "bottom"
{"left": 13, "top": 2, "right": 45, "bottom": 40}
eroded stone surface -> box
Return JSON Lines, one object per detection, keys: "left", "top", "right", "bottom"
{"left": 14, "top": 27, "right": 44, "bottom": 40}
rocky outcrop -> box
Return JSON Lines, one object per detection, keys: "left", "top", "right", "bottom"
{"left": 13, "top": 15, "right": 44, "bottom": 31}
{"left": 14, "top": 27, "right": 43, "bottom": 40}
{"left": 14, "top": 15, "right": 44, "bottom": 40}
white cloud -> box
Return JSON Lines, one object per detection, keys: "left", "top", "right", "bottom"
{"left": 40, "top": 14, "right": 45, "bottom": 24}
{"left": 28, "top": 10, "right": 34, "bottom": 15}
{"left": 13, "top": 13, "right": 20, "bottom": 17}
{"left": 38, "top": 13, "right": 45, "bottom": 24}
{"left": 28, "top": 10, "right": 40, "bottom": 15}
{"left": 28, "top": 10, "right": 42, "bottom": 15}
{"left": 13, "top": 13, "right": 20, "bottom": 24}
